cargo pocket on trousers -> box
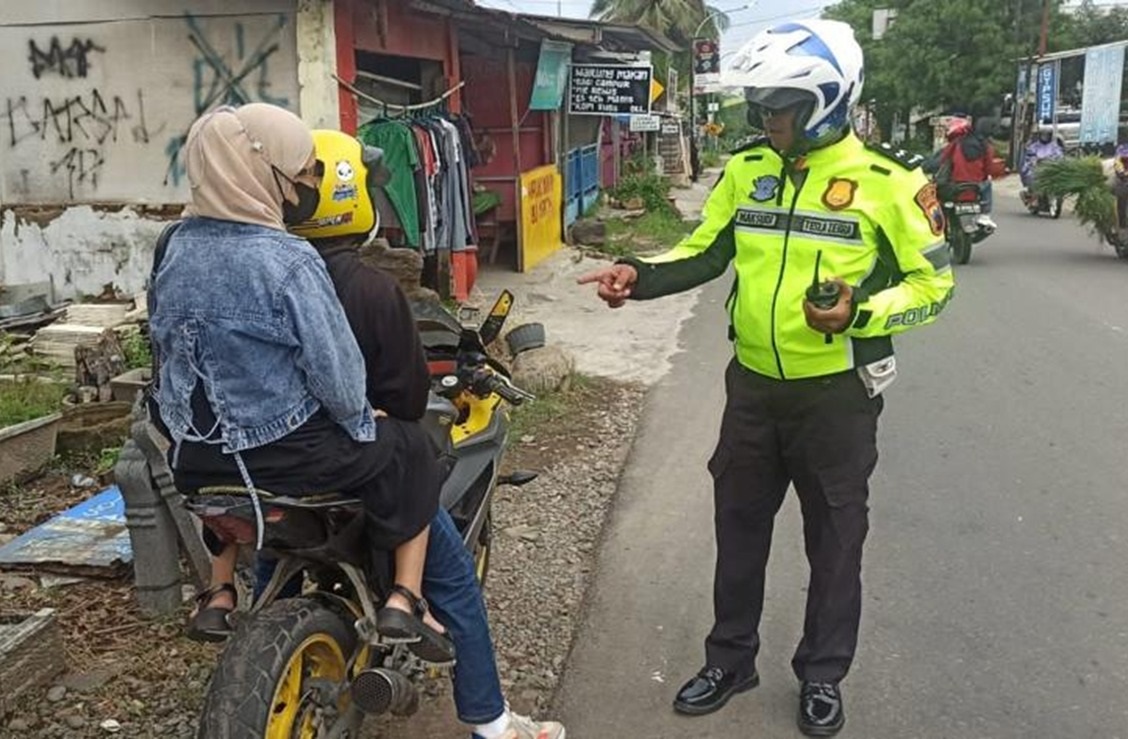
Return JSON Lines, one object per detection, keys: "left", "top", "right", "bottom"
{"left": 814, "top": 453, "right": 876, "bottom": 510}
{"left": 707, "top": 444, "right": 731, "bottom": 479}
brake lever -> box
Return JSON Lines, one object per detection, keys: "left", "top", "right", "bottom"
{"left": 491, "top": 372, "right": 536, "bottom": 402}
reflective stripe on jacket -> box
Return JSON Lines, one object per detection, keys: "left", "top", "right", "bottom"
{"left": 622, "top": 133, "right": 955, "bottom": 380}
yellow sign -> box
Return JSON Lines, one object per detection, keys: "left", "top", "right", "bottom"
{"left": 519, "top": 165, "right": 565, "bottom": 272}
{"left": 650, "top": 77, "right": 665, "bottom": 103}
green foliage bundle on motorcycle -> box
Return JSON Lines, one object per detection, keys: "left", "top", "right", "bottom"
{"left": 1033, "top": 157, "right": 1116, "bottom": 237}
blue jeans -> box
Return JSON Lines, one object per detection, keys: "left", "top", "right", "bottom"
{"left": 979, "top": 181, "right": 993, "bottom": 213}
{"left": 254, "top": 508, "right": 505, "bottom": 725}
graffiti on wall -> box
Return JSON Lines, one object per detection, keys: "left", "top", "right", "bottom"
{"left": 5, "top": 90, "right": 161, "bottom": 198}
{"left": 164, "top": 13, "right": 291, "bottom": 186}
{"left": 2, "top": 11, "right": 297, "bottom": 204}
{"left": 28, "top": 37, "right": 105, "bottom": 79}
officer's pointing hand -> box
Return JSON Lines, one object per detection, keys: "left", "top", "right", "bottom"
{"left": 803, "top": 279, "right": 854, "bottom": 334}
{"left": 577, "top": 263, "right": 638, "bottom": 309}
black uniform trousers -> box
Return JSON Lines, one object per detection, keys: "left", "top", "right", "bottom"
{"left": 705, "top": 358, "right": 883, "bottom": 684}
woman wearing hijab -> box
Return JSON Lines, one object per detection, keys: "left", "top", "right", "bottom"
{"left": 149, "top": 103, "right": 452, "bottom": 662}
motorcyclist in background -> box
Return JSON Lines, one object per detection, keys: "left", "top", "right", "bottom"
{"left": 933, "top": 117, "right": 1004, "bottom": 230}
{"left": 1111, "top": 137, "right": 1128, "bottom": 231}
{"left": 1021, "top": 125, "right": 1065, "bottom": 196}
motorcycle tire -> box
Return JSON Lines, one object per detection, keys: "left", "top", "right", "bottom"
{"left": 505, "top": 322, "right": 546, "bottom": 356}
{"left": 951, "top": 230, "right": 973, "bottom": 265}
{"left": 198, "top": 598, "right": 361, "bottom": 739}
{"left": 1051, "top": 197, "right": 1064, "bottom": 219}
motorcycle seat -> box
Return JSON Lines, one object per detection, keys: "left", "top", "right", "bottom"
{"left": 191, "top": 486, "right": 362, "bottom": 511}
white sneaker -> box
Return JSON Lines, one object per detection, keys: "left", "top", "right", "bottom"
{"left": 976, "top": 214, "right": 997, "bottom": 230}
{"left": 497, "top": 712, "right": 566, "bottom": 739}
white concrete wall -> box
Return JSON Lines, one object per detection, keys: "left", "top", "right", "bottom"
{"left": 0, "top": 206, "right": 172, "bottom": 300}
{"left": 297, "top": 0, "right": 339, "bottom": 131}
{"left": 0, "top": 0, "right": 308, "bottom": 299}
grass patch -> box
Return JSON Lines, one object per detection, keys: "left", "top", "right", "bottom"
{"left": 508, "top": 373, "right": 591, "bottom": 441}
{"left": 0, "top": 379, "right": 67, "bottom": 427}
{"left": 609, "top": 172, "right": 675, "bottom": 214}
{"left": 590, "top": 210, "right": 699, "bottom": 259}
{"left": 119, "top": 328, "right": 153, "bottom": 370}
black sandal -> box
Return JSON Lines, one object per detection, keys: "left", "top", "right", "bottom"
{"left": 376, "top": 584, "right": 456, "bottom": 664}
{"left": 187, "top": 583, "right": 237, "bottom": 643}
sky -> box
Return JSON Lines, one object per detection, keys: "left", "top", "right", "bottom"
{"left": 473, "top": 0, "right": 840, "bottom": 65}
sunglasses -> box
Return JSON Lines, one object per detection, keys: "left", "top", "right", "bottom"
{"left": 296, "top": 160, "right": 326, "bottom": 179}
{"left": 759, "top": 105, "right": 800, "bottom": 120}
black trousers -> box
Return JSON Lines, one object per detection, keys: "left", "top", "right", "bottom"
{"left": 705, "top": 359, "right": 883, "bottom": 683}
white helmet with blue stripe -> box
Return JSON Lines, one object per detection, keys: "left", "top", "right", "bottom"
{"left": 729, "top": 19, "right": 864, "bottom": 150}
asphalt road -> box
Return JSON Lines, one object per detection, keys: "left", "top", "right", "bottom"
{"left": 555, "top": 192, "right": 1128, "bottom": 739}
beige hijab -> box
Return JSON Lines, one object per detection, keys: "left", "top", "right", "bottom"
{"left": 184, "top": 103, "right": 314, "bottom": 231}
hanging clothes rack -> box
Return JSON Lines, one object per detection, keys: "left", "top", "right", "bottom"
{"left": 333, "top": 74, "right": 467, "bottom": 113}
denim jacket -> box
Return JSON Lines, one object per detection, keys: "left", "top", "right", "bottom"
{"left": 150, "top": 217, "right": 376, "bottom": 454}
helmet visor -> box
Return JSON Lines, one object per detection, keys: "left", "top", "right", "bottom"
{"left": 745, "top": 86, "right": 814, "bottom": 112}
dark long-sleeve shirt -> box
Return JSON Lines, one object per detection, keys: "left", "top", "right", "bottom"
{"left": 319, "top": 245, "right": 430, "bottom": 421}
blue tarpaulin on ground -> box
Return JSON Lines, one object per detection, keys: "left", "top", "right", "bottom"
{"left": 0, "top": 486, "right": 131, "bottom": 575}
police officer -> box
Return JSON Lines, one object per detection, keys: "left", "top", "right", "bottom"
{"left": 579, "top": 20, "right": 954, "bottom": 737}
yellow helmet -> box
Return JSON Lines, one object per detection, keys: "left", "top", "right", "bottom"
{"left": 290, "top": 129, "right": 388, "bottom": 241}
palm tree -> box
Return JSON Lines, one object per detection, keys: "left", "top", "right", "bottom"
{"left": 590, "top": 0, "right": 730, "bottom": 45}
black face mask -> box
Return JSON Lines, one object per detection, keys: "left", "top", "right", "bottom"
{"left": 283, "top": 181, "right": 320, "bottom": 226}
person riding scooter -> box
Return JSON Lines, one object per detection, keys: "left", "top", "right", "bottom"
{"left": 933, "top": 117, "right": 1004, "bottom": 230}
{"left": 281, "top": 128, "right": 566, "bottom": 739}
{"left": 147, "top": 104, "right": 450, "bottom": 661}
{"left": 1021, "top": 125, "right": 1065, "bottom": 193}
{"left": 1112, "top": 138, "right": 1128, "bottom": 232}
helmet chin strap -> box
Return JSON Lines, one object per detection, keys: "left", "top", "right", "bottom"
{"left": 781, "top": 102, "right": 817, "bottom": 158}
{"left": 785, "top": 103, "right": 849, "bottom": 158}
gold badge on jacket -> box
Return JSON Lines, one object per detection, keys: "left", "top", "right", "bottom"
{"left": 821, "top": 177, "right": 858, "bottom": 211}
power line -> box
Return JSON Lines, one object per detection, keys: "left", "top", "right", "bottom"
{"left": 720, "top": 3, "right": 832, "bottom": 51}
{"left": 726, "top": 3, "right": 833, "bottom": 30}
{"left": 476, "top": 0, "right": 588, "bottom": 5}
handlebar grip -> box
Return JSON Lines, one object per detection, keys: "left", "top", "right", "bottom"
{"left": 494, "top": 380, "right": 527, "bottom": 405}
{"left": 483, "top": 374, "right": 528, "bottom": 405}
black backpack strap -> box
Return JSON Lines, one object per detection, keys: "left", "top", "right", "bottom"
{"left": 147, "top": 220, "right": 182, "bottom": 315}
{"left": 145, "top": 220, "right": 182, "bottom": 419}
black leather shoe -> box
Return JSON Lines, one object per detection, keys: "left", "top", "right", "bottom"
{"left": 798, "top": 681, "right": 845, "bottom": 736}
{"left": 673, "top": 665, "right": 759, "bottom": 716}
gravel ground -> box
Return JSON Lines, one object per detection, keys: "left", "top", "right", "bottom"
{"left": 373, "top": 376, "right": 647, "bottom": 737}
{"left": 0, "top": 376, "right": 647, "bottom": 738}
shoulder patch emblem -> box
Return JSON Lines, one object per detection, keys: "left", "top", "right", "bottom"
{"left": 751, "top": 175, "right": 780, "bottom": 202}
{"left": 866, "top": 141, "right": 925, "bottom": 170}
{"left": 822, "top": 178, "right": 857, "bottom": 211}
{"left": 913, "top": 182, "right": 946, "bottom": 236}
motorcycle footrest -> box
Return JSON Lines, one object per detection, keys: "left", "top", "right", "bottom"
{"left": 421, "top": 658, "right": 457, "bottom": 670}
{"left": 375, "top": 634, "right": 423, "bottom": 646}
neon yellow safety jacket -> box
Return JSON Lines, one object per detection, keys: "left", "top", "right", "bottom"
{"left": 622, "top": 133, "right": 955, "bottom": 380}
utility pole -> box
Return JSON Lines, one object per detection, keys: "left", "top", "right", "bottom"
{"left": 1038, "top": 0, "right": 1051, "bottom": 56}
